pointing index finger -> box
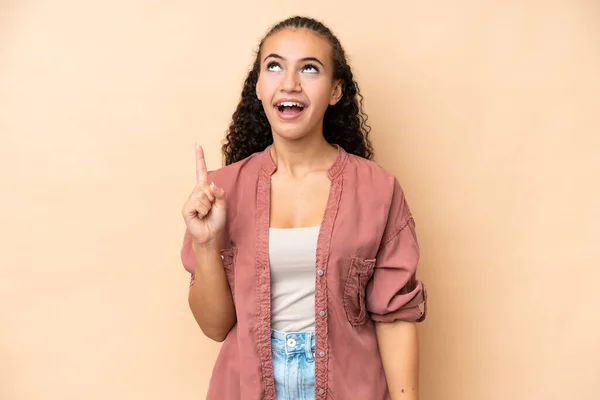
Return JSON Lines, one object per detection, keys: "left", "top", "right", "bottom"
{"left": 195, "top": 143, "right": 208, "bottom": 184}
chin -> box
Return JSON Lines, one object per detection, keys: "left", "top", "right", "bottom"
{"left": 266, "top": 109, "right": 323, "bottom": 142}
{"left": 271, "top": 126, "right": 310, "bottom": 141}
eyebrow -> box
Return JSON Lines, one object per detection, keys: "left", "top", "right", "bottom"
{"left": 263, "top": 53, "right": 325, "bottom": 67}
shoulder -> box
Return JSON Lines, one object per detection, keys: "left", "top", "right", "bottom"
{"left": 206, "top": 150, "right": 263, "bottom": 191}
{"left": 343, "top": 152, "right": 404, "bottom": 196}
{"left": 340, "top": 152, "right": 415, "bottom": 246}
{"left": 343, "top": 152, "right": 414, "bottom": 225}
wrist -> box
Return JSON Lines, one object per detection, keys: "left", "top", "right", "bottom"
{"left": 192, "top": 237, "right": 221, "bottom": 253}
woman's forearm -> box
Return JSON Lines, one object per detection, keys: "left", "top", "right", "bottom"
{"left": 375, "top": 320, "right": 420, "bottom": 399}
{"left": 188, "top": 242, "right": 236, "bottom": 342}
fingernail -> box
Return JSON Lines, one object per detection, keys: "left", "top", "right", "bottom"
{"left": 210, "top": 182, "right": 216, "bottom": 190}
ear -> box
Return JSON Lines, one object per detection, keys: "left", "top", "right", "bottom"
{"left": 255, "top": 75, "right": 262, "bottom": 100}
{"left": 329, "top": 79, "right": 343, "bottom": 105}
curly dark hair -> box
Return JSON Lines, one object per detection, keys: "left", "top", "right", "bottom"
{"left": 221, "top": 16, "right": 373, "bottom": 165}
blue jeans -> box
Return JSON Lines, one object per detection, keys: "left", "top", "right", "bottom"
{"left": 271, "top": 329, "right": 316, "bottom": 400}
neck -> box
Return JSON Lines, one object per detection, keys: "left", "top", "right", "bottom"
{"left": 269, "top": 133, "right": 337, "bottom": 177}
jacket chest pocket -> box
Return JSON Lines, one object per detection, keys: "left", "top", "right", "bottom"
{"left": 220, "top": 247, "right": 238, "bottom": 298}
{"left": 343, "top": 257, "right": 376, "bottom": 326}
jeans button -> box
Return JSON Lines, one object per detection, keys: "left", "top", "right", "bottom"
{"left": 286, "top": 338, "right": 296, "bottom": 348}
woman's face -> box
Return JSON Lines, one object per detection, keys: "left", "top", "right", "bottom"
{"left": 256, "top": 28, "right": 343, "bottom": 141}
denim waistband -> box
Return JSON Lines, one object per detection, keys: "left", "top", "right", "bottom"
{"left": 271, "top": 329, "right": 315, "bottom": 357}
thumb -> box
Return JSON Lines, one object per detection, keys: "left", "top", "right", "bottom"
{"left": 209, "top": 182, "right": 227, "bottom": 209}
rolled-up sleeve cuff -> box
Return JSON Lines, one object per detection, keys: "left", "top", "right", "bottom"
{"left": 369, "top": 283, "right": 427, "bottom": 323}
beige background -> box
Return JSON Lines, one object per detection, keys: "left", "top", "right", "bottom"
{"left": 1, "top": 1, "right": 599, "bottom": 399}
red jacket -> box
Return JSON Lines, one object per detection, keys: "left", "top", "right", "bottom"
{"left": 181, "top": 144, "right": 427, "bottom": 399}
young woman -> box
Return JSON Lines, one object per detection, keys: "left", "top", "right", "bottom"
{"left": 180, "top": 16, "right": 427, "bottom": 400}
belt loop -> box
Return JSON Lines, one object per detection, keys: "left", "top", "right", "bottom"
{"left": 305, "top": 332, "right": 313, "bottom": 359}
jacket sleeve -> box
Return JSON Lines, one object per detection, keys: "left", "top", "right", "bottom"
{"left": 366, "top": 178, "right": 427, "bottom": 323}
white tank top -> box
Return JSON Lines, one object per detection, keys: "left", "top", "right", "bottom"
{"left": 268, "top": 226, "right": 320, "bottom": 332}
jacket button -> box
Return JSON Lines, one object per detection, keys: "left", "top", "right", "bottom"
{"left": 319, "top": 351, "right": 325, "bottom": 357}
{"left": 317, "top": 270, "right": 324, "bottom": 276}
{"left": 318, "top": 388, "right": 325, "bottom": 395}
{"left": 319, "top": 311, "right": 325, "bottom": 317}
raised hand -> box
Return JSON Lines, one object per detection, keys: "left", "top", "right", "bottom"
{"left": 181, "top": 143, "right": 227, "bottom": 247}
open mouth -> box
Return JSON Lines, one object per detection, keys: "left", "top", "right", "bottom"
{"left": 275, "top": 101, "right": 306, "bottom": 119}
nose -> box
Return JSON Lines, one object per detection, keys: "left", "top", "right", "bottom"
{"left": 280, "top": 70, "right": 301, "bottom": 92}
